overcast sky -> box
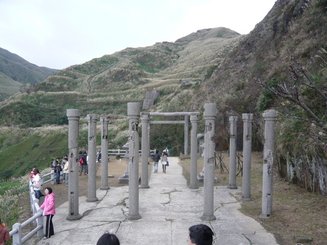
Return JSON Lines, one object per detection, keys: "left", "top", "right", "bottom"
{"left": 0, "top": 0, "right": 276, "bottom": 69}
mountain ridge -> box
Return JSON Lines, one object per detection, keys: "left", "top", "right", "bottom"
{"left": 0, "top": 47, "right": 57, "bottom": 100}
{"left": 0, "top": 1, "right": 326, "bottom": 195}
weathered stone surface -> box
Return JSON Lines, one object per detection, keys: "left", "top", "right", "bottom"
{"left": 32, "top": 157, "right": 279, "bottom": 245}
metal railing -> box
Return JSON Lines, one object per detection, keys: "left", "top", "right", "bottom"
{"left": 8, "top": 150, "right": 156, "bottom": 244}
{"left": 108, "top": 149, "right": 156, "bottom": 157}
{"left": 9, "top": 171, "right": 54, "bottom": 244}
{"left": 9, "top": 211, "right": 43, "bottom": 244}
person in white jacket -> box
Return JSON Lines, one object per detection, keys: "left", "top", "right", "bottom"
{"left": 31, "top": 168, "right": 43, "bottom": 200}
{"left": 62, "top": 156, "right": 69, "bottom": 185}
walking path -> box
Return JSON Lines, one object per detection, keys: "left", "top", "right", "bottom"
{"left": 37, "top": 157, "right": 278, "bottom": 245}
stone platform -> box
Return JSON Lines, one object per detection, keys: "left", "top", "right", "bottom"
{"left": 35, "top": 157, "right": 278, "bottom": 245}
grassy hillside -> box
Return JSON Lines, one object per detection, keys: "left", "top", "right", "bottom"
{"left": 0, "top": 1, "right": 326, "bottom": 185}
{"left": 0, "top": 127, "right": 68, "bottom": 179}
{"left": 0, "top": 72, "right": 22, "bottom": 100}
{"left": 198, "top": 0, "right": 327, "bottom": 113}
{"left": 0, "top": 27, "right": 240, "bottom": 128}
{"left": 0, "top": 47, "right": 57, "bottom": 101}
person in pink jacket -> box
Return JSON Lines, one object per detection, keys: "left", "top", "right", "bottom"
{"left": 40, "top": 187, "right": 56, "bottom": 239}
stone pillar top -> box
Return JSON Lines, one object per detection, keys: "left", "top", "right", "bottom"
{"left": 140, "top": 111, "right": 150, "bottom": 116}
{"left": 67, "top": 109, "right": 80, "bottom": 118}
{"left": 87, "top": 114, "right": 98, "bottom": 121}
{"left": 190, "top": 113, "right": 198, "bottom": 121}
{"left": 128, "top": 102, "right": 141, "bottom": 117}
{"left": 204, "top": 103, "right": 217, "bottom": 118}
{"left": 140, "top": 113, "right": 150, "bottom": 121}
{"left": 100, "top": 115, "right": 109, "bottom": 121}
{"left": 229, "top": 115, "right": 238, "bottom": 122}
{"left": 263, "top": 109, "right": 277, "bottom": 120}
{"left": 242, "top": 113, "right": 253, "bottom": 121}
{"left": 229, "top": 116, "right": 237, "bottom": 137}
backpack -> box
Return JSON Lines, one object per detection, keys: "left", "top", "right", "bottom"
{"left": 154, "top": 153, "right": 161, "bottom": 162}
{"left": 79, "top": 157, "right": 85, "bottom": 165}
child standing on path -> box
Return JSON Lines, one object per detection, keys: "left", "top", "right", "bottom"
{"left": 40, "top": 187, "right": 56, "bottom": 239}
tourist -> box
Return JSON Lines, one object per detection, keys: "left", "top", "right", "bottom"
{"left": 50, "top": 158, "right": 58, "bottom": 170}
{"left": 152, "top": 149, "right": 161, "bottom": 173}
{"left": 79, "top": 151, "right": 88, "bottom": 175}
{"left": 62, "top": 156, "right": 69, "bottom": 185}
{"left": 0, "top": 218, "right": 10, "bottom": 245}
{"left": 96, "top": 150, "right": 102, "bottom": 163}
{"left": 163, "top": 146, "right": 169, "bottom": 156}
{"left": 188, "top": 224, "right": 214, "bottom": 245}
{"left": 31, "top": 168, "right": 43, "bottom": 200}
{"left": 161, "top": 150, "right": 169, "bottom": 173}
{"left": 40, "top": 187, "right": 56, "bottom": 239}
{"left": 96, "top": 232, "right": 120, "bottom": 245}
{"left": 29, "top": 167, "right": 36, "bottom": 180}
{"left": 39, "top": 187, "right": 56, "bottom": 239}
{"left": 54, "top": 162, "right": 62, "bottom": 184}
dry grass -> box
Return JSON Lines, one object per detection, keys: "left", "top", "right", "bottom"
{"left": 179, "top": 152, "right": 327, "bottom": 245}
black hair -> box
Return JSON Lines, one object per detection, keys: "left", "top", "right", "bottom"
{"left": 45, "top": 187, "right": 53, "bottom": 194}
{"left": 189, "top": 224, "right": 214, "bottom": 245}
{"left": 96, "top": 232, "right": 120, "bottom": 245}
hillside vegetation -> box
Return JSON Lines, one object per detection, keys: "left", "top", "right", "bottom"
{"left": 0, "top": 47, "right": 57, "bottom": 101}
{"left": 0, "top": 27, "right": 240, "bottom": 128}
{"left": 0, "top": 0, "right": 326, "bottom": 198}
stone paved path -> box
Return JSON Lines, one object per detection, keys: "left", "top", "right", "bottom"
{"left": 36, "top": 157, "right": 278, "bottom": 245}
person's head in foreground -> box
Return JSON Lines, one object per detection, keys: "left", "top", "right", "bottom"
{"left": 188, "top": 224, "right": 214, "bottom": 245}
{"left": 97, "top": 232, "right": 120, "bottom": 245}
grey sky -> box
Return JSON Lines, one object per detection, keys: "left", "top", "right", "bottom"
{"left": 0, "top": 0, "right": 276, "bottom": 69}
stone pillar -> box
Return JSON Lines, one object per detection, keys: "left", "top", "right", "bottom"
{"left": 190, "top": 113, "right": 198, "bottom": 189}
{"left": 184, "top": 115, "right": 189, "bottom": 155}
{"left": 128, "top": 102, "right": 142, "bottom": 220}
{"left": 242, "top": 113, "right": 253, "bottom": 201}
{"left": 66, "top": 109, "right": 81, "bottom": 220}
{"left": 100, "top": 116, "right": 109, "bottom": 190}
{"left": 261, "top": 109, "right": 277, "bottom": 218}
{"left": 228, "top": 116, "right": 238, "bottom": 189}
{"left": 140, "top": 112, "right": 150, "bottom": 188}
{"left": 87, "top": 114, "right": 98, "bottom": 202}
{"left": 201, "top": 103, "right": 217, "bottom": 221}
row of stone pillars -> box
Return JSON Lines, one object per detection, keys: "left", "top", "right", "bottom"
{"left": 66, "top": 104, "right": 277, "bottom": 221}
{"left": 227, "top": 114, "right": 253, "bottom": 194}
{"left": 226, "top": 110, "right": 277, "bottom": 219}
{"left": 66, "top": 110, "right": 110, "bottom": 220}
{"left": 139, "top": 111, "right": 199, "bottom": 189}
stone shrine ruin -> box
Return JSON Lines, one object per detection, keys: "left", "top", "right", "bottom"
{"left": 66, "top": 103, "right": 277, "bottom": 221}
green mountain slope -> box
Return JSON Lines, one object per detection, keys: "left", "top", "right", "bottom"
{"left": 0, "top": 27, "right": 241, "bottom": 127}
{"left": 0, "top": 0, "right": 326, "bottom": 183}
{"left": 0, "top": 72, "right": 21, "bottom": 100}
{"left": 0, "top": 127, "right": 67, "bottom": 179}
{"left": 0, "top": 47, "right": 58, "bottom": 100}
{"left": 197, "top": 0, "right": 327, "bottom": 113}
